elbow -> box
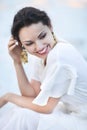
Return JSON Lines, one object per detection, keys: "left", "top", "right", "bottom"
{"left": 42, "top": 107, "right": 53, "bottom": 114}
{"left": 34, "top": 106, "right": 53, "bottom": 114}
{"left": 45, "top": 110, "right": 52, "bottom": 114}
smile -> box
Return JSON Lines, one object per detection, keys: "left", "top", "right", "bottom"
{"left": 36, "top": 45, "right": 50, "bottom": 55}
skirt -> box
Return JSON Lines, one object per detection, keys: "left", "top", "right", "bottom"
{"left": 0, "top": 104, "right": 87, "bottom": 130}
{"left": 0, "top": 105, "right": 40, "bottom": 130}
{"left": 37, "top": 103, "right": 87, "bottom": 130}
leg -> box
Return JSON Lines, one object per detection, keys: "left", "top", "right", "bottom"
{"left": 0, "top": 106, "right": 40, "bottom": 130}
{"left": 38, "top": 109, "right": 87, "bottom": 130}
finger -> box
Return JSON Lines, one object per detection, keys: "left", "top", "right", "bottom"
{"left": 8, "top": 44, "right": 16, "bottom": 51}
{"left": 9, "top": 36, "right": 17, "bottom": 43}
{"left": 10, "top": 36, "right": 15, "bottom": 41}
{"left": 8, "top": 40, "right": 17, "bottom": 48}
{"left": 8, "top": 42, "right": 15, "bottom": 48}
{"left": 10, "top": 36, "right": 14, "bottom": 39}
{"left": 9, "top": 38, "right": 16, "bottom": 43}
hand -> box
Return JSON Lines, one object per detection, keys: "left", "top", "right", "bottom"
{"left": 8, "top": 37, "right": 22, "bottom": 64}
{"left": 0, "top": 93, "right": 12, "bottom": 108}
{"left": 0, "top": 94, "right": 8, "bottom": 108}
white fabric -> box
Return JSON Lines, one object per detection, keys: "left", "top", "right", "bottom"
{"left": 37, "top": 107, "right": 87, "bottom": 130}
{"left": 32, "top": 41, "right": 87, "bottom": 130}
{"left": 0, "top": 106, "right": 40, "bottom": 130}
{"left": 32, "top": 63, "right": 77, "bottom": 106}
{"left": 32, "top": 42, "right": 87, "bottom": 108}
{"left": 30, "top": 56, "right": 43, "bottom": 82}
{"left": 0, "top": 41, "right": 87, "bottom": 130}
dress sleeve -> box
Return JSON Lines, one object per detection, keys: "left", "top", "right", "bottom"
{"left": 32, "top": 63, "right": 77, "bottom": 106}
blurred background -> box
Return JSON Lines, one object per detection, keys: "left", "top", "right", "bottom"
{"left": 0, "top": 0, "right": 87, "bottom": 112}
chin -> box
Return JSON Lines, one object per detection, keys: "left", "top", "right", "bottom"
{"left": 35, "top": 53, "right": 47, "bottom": 59}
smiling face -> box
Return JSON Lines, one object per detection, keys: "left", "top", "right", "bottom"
{"left": 19, "top": 22, "right": 55, "bottom": 59}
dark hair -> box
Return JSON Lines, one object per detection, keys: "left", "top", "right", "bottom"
{"left": 11, "top": 7, "right": 52, "bottom": 42}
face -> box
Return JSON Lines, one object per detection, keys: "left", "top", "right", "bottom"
{"left": 19, "top": 22, "right": 55, "bottom": 59}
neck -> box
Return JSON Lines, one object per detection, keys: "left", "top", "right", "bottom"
{"left": 42, "top": 41, "right": 58, "bottom": 66}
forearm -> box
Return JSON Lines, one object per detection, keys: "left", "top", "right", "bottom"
{"left": 14, "top": 62, "right": 36, "bottom": 97}
{"left": 5, "top": 93, "right": 54, "bottom": 114}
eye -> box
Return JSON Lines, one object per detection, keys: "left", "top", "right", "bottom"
{"left": 25, "top": 42, "right": 34, "bottom": 46}
{"left": 39, "top": 33, "right": 46, "bottom": 39}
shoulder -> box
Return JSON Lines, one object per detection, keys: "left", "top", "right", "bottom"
{"left": 56, "top": 40, "right": 81, "bottom": 60}
{"left": 57, "top": 40, "right": 76, "bottom": 54}
{"left": 46, "top": 40, "right": 75, "bottom": 63}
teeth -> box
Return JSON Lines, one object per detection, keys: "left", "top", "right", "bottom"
{"left": 38, "top": 47, "right": 47, "bottom": 54}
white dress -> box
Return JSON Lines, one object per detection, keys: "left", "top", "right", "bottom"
{"left": 0, "top": 41, "right": 87, "bottom": 130}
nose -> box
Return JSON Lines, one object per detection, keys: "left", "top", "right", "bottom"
{"left": 35, "top": 40, "right": 44, "bottom": 51}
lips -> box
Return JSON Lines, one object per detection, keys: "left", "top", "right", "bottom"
{"left": 36, "top": 45, "right": 49, "bottom": 55}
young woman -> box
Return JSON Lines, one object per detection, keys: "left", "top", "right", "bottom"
{"left": 0, "top": 7, "right": 87, "bottom": 130}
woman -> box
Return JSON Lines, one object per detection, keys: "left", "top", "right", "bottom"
{"left": 0, "top": 7, "right": 87, "bottom": 130}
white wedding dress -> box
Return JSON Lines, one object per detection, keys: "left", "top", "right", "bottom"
{"left": 0, "top": 41, "right": 87, "bottom": 130}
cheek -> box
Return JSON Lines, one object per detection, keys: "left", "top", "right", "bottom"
{"left": 45, "top": 32, "right": 53, "bottom": 42}
{"left": 45, "top": 35, "right": 53, "bottom": 44}
{"left": 26, "top": 46, "right": 35, "bottom": 54}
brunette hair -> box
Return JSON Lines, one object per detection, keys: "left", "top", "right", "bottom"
{"left": 11, "top": 7, "right": 52, "bottom": 42}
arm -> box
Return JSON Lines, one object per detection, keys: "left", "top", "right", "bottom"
{"left": 14, "top": 62, "right": 39, "bottom": 97}
{"left": 1, "top": 93, "right": 59, "bottom": 114}
{"left": 8, "top": 37, "right": 40, "bottom": 97}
